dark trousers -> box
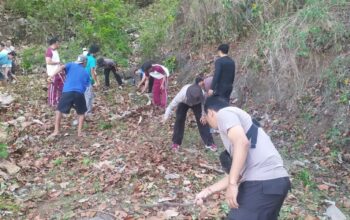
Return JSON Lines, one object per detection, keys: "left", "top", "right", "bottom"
{"left": 172, "top": 102, "right": 214, "bottom": 146}
{"left": 148, "top": 76, "right": 154, "bottom": 93}
{"left": 227, "top": 177, "right": 291, "bottom": 220}
{"left": 104, "top": 67, "right": 123, "bottom": 87}
{"left": 215, "top": 85, "right": 233, "bottom": 103}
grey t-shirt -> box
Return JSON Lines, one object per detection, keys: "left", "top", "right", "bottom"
{"left": 217, "top": 107, "right": 288, "bottom": 182}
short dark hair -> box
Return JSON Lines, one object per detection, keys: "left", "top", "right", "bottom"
{"left": 89, "top": 44, "right": 100, "bottom": 54}
{"left": 194, "top": 76, "right": 204, "bottom": 84}
{"left": 141, "top": 60, "right": 154, "bottom": 72}
{"left": 217, "top": 44, "right": 229, "bottom": 54}
{"left": 0, "top": 42, "right": 5, "bottom": 47}
{"left": 204, "top": 96, "right": 229, "bottom": 113}
{"left": 8, "top": 51, "right": 16, "bottom": 56}
{"left": 48, "top": 37, "right": 59, "bottom": 46}
{"left": 97, "top": 57, "right": 105, "bottom": 67}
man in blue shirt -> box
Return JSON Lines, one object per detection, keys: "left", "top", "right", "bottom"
{"left": 48, "top": 55, "right": 90, "bottom": 137}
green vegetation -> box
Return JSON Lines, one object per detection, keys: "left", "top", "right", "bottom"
{"left": 137, "top": 0, "right": 180, "bottom": 58}
{"left": 82, "top": 157, "right": 92, "bottom": 166}
{"left": 21, "top": 46, "right": 45, "bottom": 72}
{"left": 0, "top": 143, "right": 8, "bottom": 159}
{"left": 163, "top": 55, "right": 177, "bottom": 73}
{"left": 6, "top": 0, "right": 132, "bottom": 65}
{"left": 0, "top": 195, "right": 20, "bottom": 213}
{"left": 53, "top": 157, "right": 63, "bottom": 166}
{"left": 98, "top": 121, "right": 113, "bottom": 130}
{"left": 298, "top": 169, "right": 314, "bottom": 188}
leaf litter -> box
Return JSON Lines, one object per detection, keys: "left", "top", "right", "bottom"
{"left": 0, "top": 74, "right": 349, "bottom": 219}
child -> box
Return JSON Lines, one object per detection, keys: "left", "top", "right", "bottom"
{"left": 85, "top": 45, "right": 100, "bottom": 115}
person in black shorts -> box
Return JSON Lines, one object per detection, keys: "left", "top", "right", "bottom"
{"left": 48, "top": 55, "right": 91, "bottom": 137}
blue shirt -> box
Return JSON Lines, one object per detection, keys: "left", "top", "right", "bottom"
{"left": 0, "top": 52, "right": 11, "bottom": 66}
{"left": 85, "top": 54, "right": 96, "bottom": 85}
{"left": 63, "top": 62, "right": 90, "bottom": 94}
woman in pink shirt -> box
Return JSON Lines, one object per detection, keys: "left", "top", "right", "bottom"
{"left": 146, "top": 64, "right": 169, "bottom": 109}
{"left": 45, "top": 37, "right": 65, "bottom": 107}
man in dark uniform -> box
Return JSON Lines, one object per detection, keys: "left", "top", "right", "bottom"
{"left": 208, "top": 44, "right": 235, "bottom": 103}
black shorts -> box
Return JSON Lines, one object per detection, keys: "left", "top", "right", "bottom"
{"left": 57, "top": 92, "right": 87, "bottom": 115}
{"left": 227, "top": 177, "right": 291, "bottom": 220}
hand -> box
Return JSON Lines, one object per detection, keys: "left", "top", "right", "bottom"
{"left": 160, "top": 83, "right": 164, "bottom": 90}
{"left": 208, "top": 89, "right": 214, "bottom": 96}
{"left": 226, "top": 183, "right": 239, "bottom": 209}
{"left": 47, "top": 77, "right": 53, "bottom": 83}
{"left": 195, "top": 188, "right": 212, "bottom": 205}
{"left": 162, "top": 116, "right": 168, "bottom": 124}
{"left": 200, "top": 116, "right": 207, "bottom": 125}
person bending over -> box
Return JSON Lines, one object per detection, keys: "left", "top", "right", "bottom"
{"left": 163, "top": 77, "right": 217, "bottom": 151}
{"left": 195, "top": 96, "right": 290, "bottom": 220}
{"left": 97, "top": 57, "right": 123, "bottom": 89}
{"left": 146, "top": 64, "right": 169, "bottom": 109}
{"left": 48, "top": 55, "right": 90, "bottom": 137}
{"left": 136, "top": 60, "right": 154, "bottom": 94}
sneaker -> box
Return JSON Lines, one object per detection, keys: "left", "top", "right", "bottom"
{"left": 171, "top": 143, "right": 180, "bottom": 150}
{"left": 205, "top": 144, "right": 217, "bottom": 152}
{"left": 210, "top": 128, "right": 219, "bottom": 134}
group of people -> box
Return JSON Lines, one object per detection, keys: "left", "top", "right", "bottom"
{"left": 43, "top": 39, "right": 290, "bottom": 219}
{"left": 146, "top": 44, "right": 289, "bottom": 220}
{"left": 45, "top": 37, "right": 127, "bottom": 136}
{"left": 0, "top": 40, "right": 17, "bottom": 82}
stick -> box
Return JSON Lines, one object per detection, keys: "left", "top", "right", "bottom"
{"left": 322, "top": 181, "right": 338, "bottom": 188}
{"left": 74, "top": 209, "right": 117, "bottom": 219}
{"left": 199, "top": 163, "right": 224, "bottom": 174}
{"left": 140, "top": 201, "right": 195, "bottom": 208}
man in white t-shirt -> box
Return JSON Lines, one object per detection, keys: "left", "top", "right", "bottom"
{"left": 195, "top": 96, "right": 290, "bottom": 220}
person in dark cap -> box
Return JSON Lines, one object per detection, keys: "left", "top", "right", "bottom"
{"left": 162, "top": 77, "right": 216, "bottom": 151}
{"left": 208, "top": 44, "right": 235, "bottom": 103}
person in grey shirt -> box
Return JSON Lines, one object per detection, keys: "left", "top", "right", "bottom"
{"left": 97, "top": 57, "right": 123, "bottom": 89}
{"left": 195, "top": 96, "right": 290, "bottom": 220}
{"left": 163, "top": 77, "right": 216, "bottom": 151}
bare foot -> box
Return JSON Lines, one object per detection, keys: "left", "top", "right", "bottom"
{"left": 77, "top": 132, "right": 86, "bottom": 137}
{"left": 47, "top": 132, "right": 59, "bottom": 140}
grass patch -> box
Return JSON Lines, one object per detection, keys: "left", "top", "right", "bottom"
{"left": 98, "top": 121, "right": 113, "bottom": 130}
{"left": 0, "top": 143, "right": 9, "bottom": 159}
{"left": 0, "top": 195, "right": 20, "bottom": 213}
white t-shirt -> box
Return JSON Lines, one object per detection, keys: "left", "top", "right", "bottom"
{"left": 46, "top": 47, "right": 60, "bottom": 76}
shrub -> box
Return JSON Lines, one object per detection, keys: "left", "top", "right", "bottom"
{"left": 137, "top": 0, "right": 180, "bottom": 58}
{"left": 5, "top": 0, "right": 132, "bottom": 66}
{"left": 21, "top": 46, "right": 45, "bottom": 72}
